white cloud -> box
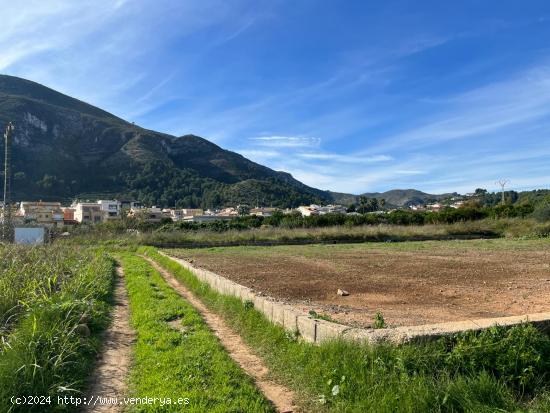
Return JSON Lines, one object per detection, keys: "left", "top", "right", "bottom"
{"left": 298, "top": 153, "right": 393, "bottom": 163}
{"left": 0, "top": 0, "right": 261, "bottom": 118}
{"left": 374, "top": 66, "right": 550, "bottom": 151}
{"left": 394, "top": 170, "right": 426, "bottom": 175}
{"left": 250, "top": 136, "right": 321, "bottom": 148}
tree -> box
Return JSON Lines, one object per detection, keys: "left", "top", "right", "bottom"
{"left": 533, "top": 203, "right": 550, "bottom": 222}
{"left": 368, "top": 198, "right": 379, "bottom": 212}
{"left": 37, "top": 174, "right": 58, "bottom": 189}
{"left": 358, "top": 196, "right": 369, "bottom": 213}
{"left": 474, "top": 188, "right": 488, "bottom": 195}
{"left": 237, "top": 204, "right": 251, "bottom": 216}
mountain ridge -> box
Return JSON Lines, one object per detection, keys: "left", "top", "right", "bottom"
{"left": 0, "top": 74, "right": 457, "bottom": 208}
{"left": 0, "top": 75, "right": 331, "bottom": 207}
{"left": 328, "top": 189, "right": 457, "bottom": 207}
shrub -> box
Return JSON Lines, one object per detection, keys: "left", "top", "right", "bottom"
{"left": 373, "top": 311, "right": 387, "bottom": 329}
{"left": 443, "top": 324, "right": 550, "bottom": 393}
{"left": 533, "top": 203, "right": 550, "bottom": 222}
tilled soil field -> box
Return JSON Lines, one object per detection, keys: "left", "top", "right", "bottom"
{"left": 167, "top": 239, "right": 550, "bottom": 328}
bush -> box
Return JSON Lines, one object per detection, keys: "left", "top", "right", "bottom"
{"left": 443, "top": 324, "right": 550, "bottom": 393}
{"left": 533, "top": 203, "right": 550, "bottom": 222}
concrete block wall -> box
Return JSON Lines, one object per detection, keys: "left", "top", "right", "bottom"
{"left": 160, "top": 252, "right": 341, "bottom": 344}
{"left": 159, "top": 252, "right": 550, "bottom": 345}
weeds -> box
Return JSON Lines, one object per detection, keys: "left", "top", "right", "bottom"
{"left": 309, "top": 310, "right": 336, "bottom": 322}
{"left": 373, "top": 311, "right": 387, "bottom": 329}
{"left": 0, "top": 245, "right": 114, "bottom": 413}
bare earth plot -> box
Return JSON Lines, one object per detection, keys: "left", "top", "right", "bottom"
{"left": 168, "top": 239, "right": 550, "bottom": 328}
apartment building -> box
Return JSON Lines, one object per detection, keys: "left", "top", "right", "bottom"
{"left": 73, "top": 202, "right": 103, "bottom": 224}
{"left": 17, "top": 201, "right": 64, "bottom": 227}
{"left": 97, "top": 200, "right": 121, "bottom": 220}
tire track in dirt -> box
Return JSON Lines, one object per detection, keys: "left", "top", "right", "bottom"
{"left": 83, "top": 265, "right": 135, "bottom": 413}
{"left": 141, "top": 256, "right": 297, "bottom": 413}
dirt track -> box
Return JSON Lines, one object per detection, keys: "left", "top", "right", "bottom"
{"left": 170, "top": 240, "right": 550, "bottom": 327}
{"left": 83, "top": 266, "right": 135, "bottom": 413}
{"left": 142, "top": 256, "right": 297, "bottom": 413}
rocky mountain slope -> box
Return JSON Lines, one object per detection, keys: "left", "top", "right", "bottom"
{"left": 0, "top": 75, "right": 330, "bottom": 207}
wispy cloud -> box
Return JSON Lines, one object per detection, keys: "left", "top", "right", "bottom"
{"left": 236, "top": 149, "right": 280, "bottom": 161}
{"left": 250, "top": 136, "right": 321, "bottom": 148}
{"left": 373, "top": 65, "right": 550, "bottom": 151}
{"left": 298, "top": 153, "right": 393, "bottom": 163}
{"left": 0, "top": 0, "right": 264, "bottom": 118}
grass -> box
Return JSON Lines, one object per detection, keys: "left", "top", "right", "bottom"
{"left": 117, "top": 253, "right": 274, "bottom": 413}
{"left": 0, "top": 245, "right": 114, "bottom": 413}
{"left": 57, "top": 218, "right": 550, "bottom": 249}
{"left": 169, "top": 237, "right": 550, "bottom": 259}
{"left": 0, "top": 245, "right": 96, "bottom": 332}
{"left": 139, "top": 218, "right": 550, "bottom": 248}
{"left": 141, "top": 246, "right": 550, "bottom": 412}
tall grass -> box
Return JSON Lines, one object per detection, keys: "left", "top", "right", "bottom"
{"left": 139, "top": 218, "right": 550, "bottom": 247}
{"left": 56, "top": 218, "right": 550, "bottom": 249}
{"left": 0, "top": 245, "right": 115, "bottom": 413}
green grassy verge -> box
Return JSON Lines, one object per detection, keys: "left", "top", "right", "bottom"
{"left": 117, "top": 253, "right": 274, "bottom": 412}
{"left": 0, "top": 246, "right": 115, "bottom": 413}
{"left": 170, "top": 237, "right": 550, "bottom": 260}
{"left": 141, "top": 246, "right": 550, "bottom": 412}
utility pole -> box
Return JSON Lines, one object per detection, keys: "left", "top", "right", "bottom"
{"left": 496, "top": 179, "right": 509, "bottom": 205}
{"left": 2, "top": 122, "right": 14, "bottom": 242}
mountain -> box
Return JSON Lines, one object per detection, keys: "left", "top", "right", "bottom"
{"left": 329, "top": 189, "right": 457, "bottom": 207}
{"left": 0, "top": 75, "right": 331, "bottom": 208}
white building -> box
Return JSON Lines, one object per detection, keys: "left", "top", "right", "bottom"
{"left": 183, "top": 215, "right": 233, "bottom": 223}
{"left": 17, "top": 201, "right": 64, "bottom": 227}
{"left": 182, "top": 208, "right": 204, "bottom": 216}
{"left": 319, "top": 204, "right": 347, "bottom": 215}
{"left": 250, "top": 207, "right": 278, "bottom": 217}
{"left": 164, "top": 208, "right": 205, "bottom": 221}
{"left": 73, "top": 202, "right": 103, "bottom": 224}
{"left": 297, "top": 204, "right": 347, "bottom": 216}
{"left": 97, "top": 200, "right": 121, "bottom": 220}
{"left": 297, "top": 205, "right": 319, "bottom": 217}
{"left": 450, "top": 201, "right": 465, "bottom": 209}
{"left": 426, "top": 203, "right": 444, "bottom": 211}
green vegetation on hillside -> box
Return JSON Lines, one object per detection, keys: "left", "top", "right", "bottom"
{"left": 0, "top": 245, "right": 114, "bottom": 413}
{"left": 121, "top": 160, "right": 327, "bottom": 208}
{"left": 0, "top": 74, "right": 328, "bottom": 207}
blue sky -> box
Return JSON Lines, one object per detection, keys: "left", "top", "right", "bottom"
{"left": 2, "top": 0, "right": 550, "bottom": 194}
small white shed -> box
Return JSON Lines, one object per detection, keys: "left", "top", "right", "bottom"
{"left": 14, "top": 227, "right": 46, "bottom": 245}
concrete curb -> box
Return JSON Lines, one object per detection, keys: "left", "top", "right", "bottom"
{"left": 159, "top": 252, "right": 550, "bottom": 345}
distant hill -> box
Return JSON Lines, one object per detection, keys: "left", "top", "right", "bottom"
{"left": 0, "top": 75, "right": 331, "bottom": 208}
{"left": 329, "top": 189, "right": 457, "bottom": 207}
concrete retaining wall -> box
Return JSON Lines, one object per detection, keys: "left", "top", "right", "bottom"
{"left": 160, "top": 252, "right": 550, "bottom": 345}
